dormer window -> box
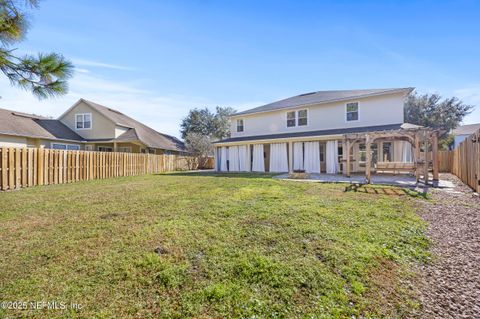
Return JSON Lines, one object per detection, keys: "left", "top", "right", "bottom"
{"left": 236, "top": 119, "right": 244, "bottom": 132}
{"left": 346, "top": 102, "right": 359, "bottom": 121}
{"left": 75, "top": 113, "right": 92, "bottom": 129}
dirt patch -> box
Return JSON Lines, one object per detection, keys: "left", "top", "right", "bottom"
{"left": 413, "top": 173, "right": 480, "bottom": 318}
{"left": 364, "top": 259, "right": 419, "bottom": 318}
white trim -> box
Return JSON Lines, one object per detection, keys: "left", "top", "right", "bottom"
{"left": 50, "top": 142, "right": 81, "bottom": 150}
{"left": 345, "top": 102, "right": 360, "bottom": 123}
{"left": 75, "top": 112, "right": 93, "bottom": 130}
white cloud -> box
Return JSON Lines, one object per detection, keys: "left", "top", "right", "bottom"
{"left": 0, "top": 71, "right": 261, "bottom": 138}
{"left": 72, "top": 58, "right": 135, "bottom": 71}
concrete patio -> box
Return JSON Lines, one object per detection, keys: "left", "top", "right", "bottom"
{"left": 274, "top": 173, "right": 455, "bottom": 188}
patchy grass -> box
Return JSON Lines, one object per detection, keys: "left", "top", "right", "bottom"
{"left": 0, "top": 173, "right": 429, "bottom": 318}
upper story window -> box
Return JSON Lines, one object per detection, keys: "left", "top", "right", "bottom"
{"left": 287, "top": 111, "right": 296, "bottom": 127}
{"left": 298, "top": 109, "right": 308, "bottom": 126}
{"left": 75, "top": 113, "right": 92, "bottom": 129}
{"left": 287, "top": 109, "right": 308, "bottom": 127}
{"left": 346, "top": 102, "right": 359, "bottom": 122}
{"left": 236, "top": 119, "right": 244, "bottom": 132}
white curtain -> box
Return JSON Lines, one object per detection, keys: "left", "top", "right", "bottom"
{"left": 220, "top": 147, "right": 228, "bottom": 171}
{"left": 228, "top": 146, "right": 240, "bottom": 171}
{"left": 293, "top": 142, "right": 304, "bottom": 170}
{"left": 269, "top": 143, "right": 289, "bottom": 172}
{"left": 238, "top": 145, "right": 248, "bottom": 171}
{"left": 304, "top": 141, "right": 321, "bottom": 173}
{"left": 252, "top": 144, "right": 265, "bottom": 172}
{"left": 400, "top": 141, "right": 413, "bottom": 163}
{"left": 326, "top": 140, "right": 339, "bottom": 174}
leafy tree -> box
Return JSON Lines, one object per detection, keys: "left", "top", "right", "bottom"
{"left": 180, "top": 106, "right": 236, "bottom": 140}
{"left": 0, "top": 0, "right": 73, "bottom": 99}
{"left": 184, "top": 132, "right": 214, "bottom": 169}
{"left": 405, "top": 91, "right": 473, "bottom": 147}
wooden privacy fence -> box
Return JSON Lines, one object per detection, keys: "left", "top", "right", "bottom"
{"left": 438, "top": 129, "right": 480, "bottom": 192}
{"left": 0, "top": 147, "right": 210, "bottom": 191}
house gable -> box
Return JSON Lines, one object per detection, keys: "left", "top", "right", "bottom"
{"left": 59, "top": 100, "right": 117, "bottom": 140}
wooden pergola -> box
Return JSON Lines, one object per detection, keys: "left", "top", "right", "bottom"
{"left": 341, "top": 127, "right": 439, "bottom": 184}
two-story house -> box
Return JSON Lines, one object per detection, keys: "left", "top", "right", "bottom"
{"left": 0, "top": 99, "right": 185, "bottom": 154}
{"left": 214, "top": 88, "right": 418, "bottom": 174}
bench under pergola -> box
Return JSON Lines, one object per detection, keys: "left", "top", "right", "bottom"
{"left": 342, "top": 126, "right": 439, "bottom": 185}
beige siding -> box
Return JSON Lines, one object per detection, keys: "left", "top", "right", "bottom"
{"left": 59, "top": 101, "right": 116, "bottom": 140}
{"left": 230, "top": 93, "right": 406, "bottom": 138}
{"left": 0, "top": 135, "right": 27, "bottom": 147}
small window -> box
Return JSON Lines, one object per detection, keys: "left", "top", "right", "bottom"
{"left": 67, "top": 145, "right": 80, "bottom": 150}
{"left": 52, "top": 143, "right": 67, "bottom": 150}
{"left": 319, "top": 144, "right": 324, "bottom": 162}
{"left": 236, "top": 119, "right": 244, "bottom": 132}
{"left": 98, "top": 146, "right": 113, "bottom": 152}
{"left": 51, "top": 143, "right": 80, "bottom": 150}
{"left": 117, "top": 146, "right": 132, "bottom": 153}
{"left": 346, "top": 102, "right": 359, "bottom": 121}
{"left": 298, "top": 109, "right": 307, "bottom": 126}
{"left": 75, "top": 113, "right": 92, "bottom": 129}
{"left": 287, "top": 111, "right": 296, "bottom": 127}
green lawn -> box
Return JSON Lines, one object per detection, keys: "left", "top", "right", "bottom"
{"left": 0, "top": 173, "right": 429, "bottom": 318}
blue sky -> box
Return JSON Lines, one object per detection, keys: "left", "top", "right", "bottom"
{"left": 0, "top": 0, "right": 479, "bottom": 137}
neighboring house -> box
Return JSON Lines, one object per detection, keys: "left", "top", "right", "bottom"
{"left": 0, "top": 99, "right": 185, "bottom": 154}
{"left": 214, "top": 88, "right": 420, "bottom": 173}
{"left": 451, "top": 123, "right": 480, "bottom": 149}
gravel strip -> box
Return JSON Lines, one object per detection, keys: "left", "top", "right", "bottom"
{"left": 414, "top": 173, "right": 480, "bottom": 318}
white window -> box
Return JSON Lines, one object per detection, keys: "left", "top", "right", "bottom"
{"left": 85, "top": 145, "right": 94, "bottom": 151}
{"left": 287, "top": 111, "right": 296, "bottom": 127}
{"left": 236, "top": 119, "right": 244, "bottom": 132}
{"left": 287, "top": 109, "right": 308, "bottom": 127}
{"left": 298, "top": 109, "right": 308, "bottom": 126}
{"left": 75, "top": 113, "right": 92, "bottom": 130}
{"left": 98, "top": 146, "right": 113, "bottom": 152}
{"left": 346, "top": 102, "right": 359, "bottom": 122}
{"left": 51, "top": 143, "right": 80, "bottom": 150}
{"left": 117, "top": 146, "right": 132, "bottom": 153}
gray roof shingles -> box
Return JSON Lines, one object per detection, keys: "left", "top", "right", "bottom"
{"left": 452, "top": 123, "right": 480, "bottom": 136}
{"left": 0, "top": 108, "right": 83, "bottom": 141}
{"left": 234, "top": 88, "right": 414, "bottom": 116}
{"left": 216, "top": 123, "right": 421, "bottom": 144}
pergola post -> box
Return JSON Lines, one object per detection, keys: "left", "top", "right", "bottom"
{"left": 288, "top": 141, "right": 293, "bottom": 173}
{"left": 345, "top": 139, "right": 351, "bottom": 177}
{"left": 423, "top": 130, "right": 429, "bottom": 185}
{"left": 365, "top": 134, "right": 372, "bottom": 184}
{"left": 414, "top": 134, "right": 420, "bottom": 182}
{"left": 432, "top": 132, "right": 439, "bottom": 181}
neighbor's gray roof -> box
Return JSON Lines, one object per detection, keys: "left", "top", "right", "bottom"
{"left": 452, "top": 123, "right": 480, "bottom": 136}
{"left": 79, "top": 99, "right": 185, "bottom": 151}
{"left": 234, "top": 88, "right": 414, "bottom": 116}
{"left": 215, "top": 123, "right": 422, "bottom": 144}
{"left": 0, "top": 108, "right": 84, "bottom": 142}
